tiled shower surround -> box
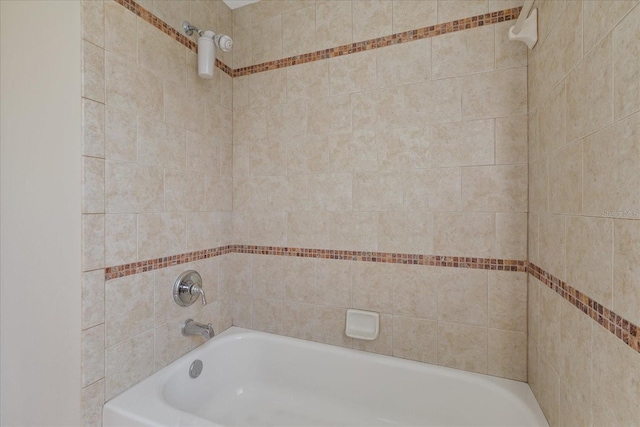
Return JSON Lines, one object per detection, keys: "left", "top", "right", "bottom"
{"left": 79, "top": 1, "right": 640, "bottom": 426}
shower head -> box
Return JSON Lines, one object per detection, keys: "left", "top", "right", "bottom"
{"left": 182, "top": 20, "right": 233, "bottom": 52}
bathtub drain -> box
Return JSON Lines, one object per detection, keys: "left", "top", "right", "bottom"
{"left": 189, "top": 359, "right": 203, "bottom": 378}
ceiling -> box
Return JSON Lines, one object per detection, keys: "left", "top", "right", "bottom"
{"left": 222, "top": 0, "right": 260, "bottom": 9}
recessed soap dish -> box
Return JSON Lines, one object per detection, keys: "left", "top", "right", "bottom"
{"left": 345, "top": 309, "right": 379, "bottom": 340}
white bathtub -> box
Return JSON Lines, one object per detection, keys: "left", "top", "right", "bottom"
{"left": 103, "top": 327, "right": 548, "bottom": 427}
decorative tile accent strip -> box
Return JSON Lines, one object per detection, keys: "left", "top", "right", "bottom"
{"left": 528, "top": 263, "right": 640, "bottom": 355}
{"left": 113, "top": 0, "right": 234, "bottom": 77}
{"left": 105, "top": 244, "right": 526, "bottom": 281}
{"left": 233, "top": 8, "right": 522, "bottom": 77}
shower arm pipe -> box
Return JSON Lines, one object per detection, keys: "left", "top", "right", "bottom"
{"left": 183, "top": 21, "right": 204, "bottom": 37}
{"left": 511, "top": 0, "right": 535, "bottom": 35}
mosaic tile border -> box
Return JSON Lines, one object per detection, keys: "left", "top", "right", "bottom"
{"left": 105, "top": 244, "right": 526, "bottom": 281}
{"left": 116, "top": 0, "right": 520, "bottom": 78}
{"left": 234, "top": 7, "right": 522, "bottom": 77}
{"left": 529, "top": 263, "right": 640, "bottom": 355}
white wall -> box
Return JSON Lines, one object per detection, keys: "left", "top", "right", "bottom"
{"left": 1, "top": 1, "right": 82, "bottom": 425}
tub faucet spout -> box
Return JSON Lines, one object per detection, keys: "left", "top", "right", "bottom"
{"left": 182, "top": 318, "right": 215, "bottom": 340}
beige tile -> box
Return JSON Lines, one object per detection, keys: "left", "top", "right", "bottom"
{"left": 283, "top": 5, "right": 316, "bottom": 57}
{"left": 377, "top": 127, "right": 428, "bottom": 172}
{"left": 233, "top": 2, "right": 252, "bottom": 28}
{"left": 252, "top": 255, "right": 285, "bottom": 299}
{"left": 430, "top": 119, "right": 494, "bottom": 167}
{"left": 583, "top": 112, "right": 640, "bottom": 217}
{"left": 488, "top": 0, "right": 524, "bottom": 12}
{"left": 329, "top": 131, "right": 378, "bottom": 173}
{"left": 352, "top": 87, "right": 403, "bottom": 132}
{"left": 83, "top": 214, "right": 104, "bottom": 272}
{"left": 137, "top": 213, "right": 186, "bottom": 261}
{"left": 558, "top": 382, "right": 592, "bottom": 427}
{"left": 233, "top": 107, "right": 267, "bottom": 144}
{"left": 308, "top": 94, "right": 352, "bottom": 135}
{"left": 190, "top": 1, "right": 220, "bottom": 40}
{"left": 566, "top": 34, "right": 613, "bottom": 143}
{"left": 105, "top": 331, "right": 154, "bottom": 400}
{"left": 527, "top": 277, "right": 540, "bottom": 396}
{"left": 152, "top": 0, "right": 190, "bottom": 34}
{"left": 316, "top": 259, "right": 352, "bottom": 308}
{"left": 438, "top": 0, "right": 488, "bottom": 22}
{"left": 252, "top": 15, "right": 283, "bottom": 64}
{"left": 288, "top": 135, "right": 331, "bottom": 175}
{"left": 137, "top": 19, "right": 185, "bottom": 84}
{"left": 164, "top": 79, "right": 206, "bottom": 134}
{"left": 105, "top": 271, "right": 154, "bottom": 347}
{"left": 316, "top": 306, "right": 351, "bottom": 348}
{"left": 352, "top": 0, "right": 392, "bottom": 41}
{"left": 154, "top": 319, "right": 199, "bottom": 371}
{"left": 282, "top": 257, "right": 316, "bottom": 304}
{"left": 82, "top": 379, "right": 105, "bottom": 427}
{"left": 82, "top": 41, "right": 105, "bottom": 103}
{"left": 253, "top": 298, "right": 283, "bottom": 334}
{"left": 528, "top": 111, "right": 540, "bottom": 163}
{"left": 403, "top": 168, "right": 461, "bottom": 212}
{"left": 247, "top": 211, "right": 287, "bottom": 246}
{"left": 559, "top": 299, "right": 592, "bottom": 411}
{"left": 329, "top": 212, "right": 377, "bottom": 251}
{"left": 538, "top": 284, "right": 561, "bottom": 370}
{"left": 566, "top": 215, "right": 613, "bottom": 305}
{"left": 82, "top": 270, "right": 105, "bottom": 330}
{"left": 186, "top": 212, "right": 231, "bottom": 251}
{"left": 105, "top": 214, "right": 136, "bottom": 266}
{"left": 538, "top": 81, "right": 565, "bottom": 156}
{"left": 495, "top": 115, "right": 527, "bottom": 165}
{"left": 251, "top": 176, "right": 292, "bottom": 211}
{"left": 584, "top": 0, "right": 636, "bottom": 53}
{"left": 403, "top": 78, "right": 462, "bottom": 126}
{"left": 592, "top": 322, "right": 640, "bottom": 426}
{"left": 437, "top": 322, "right": 488, "bottom": 375}
{"left": 538, "top": 214, "right": 566, "bottom": 281}
{"left": 488, "top": 329, "right": 526, "bottom": 381}
{"left": 614, "top": 219, "right": 640, "bottom": 326}
{"left": 82, "top": 0, "right": 104, "bottom": 47}
{"left": 82, "top": 157, "right": 104, "bottom": 214}
{"left": 528, "top": 157, "right": 548, "bottom": 213}
{"left": 432, "top": 25, "right": 495, "bottom": 79}
{"left": 287, "top": 211, "right": 330, "bottom": 248}
{"left": 433, "top": 212, "right": 495, "bottom": 257}
{"left": 315, "top": 1, "right": 352, "bottom": 50}
{"left": 187, "top": 131, "right": 219, "bottom": 176}
{"left": 104, "top": 106, "right": 136, "bottom": 162}
{"left": 353, "top": 314, "right": 392, "bottom": 355}
{"left": 488, "top": 271, "right": 526, "bottom": 332}
{"left": 206, "top": 175, "right": 233, "bottom": 212}
{"left": 353, "top": 172, "right": 403, "bottom": 211}
{"left": 392, "top": 0, "right": 437, "bottom": 33}
{"left": 352, "top": 262, "right": 394, "bottom": 314}
{"left": 528, "top": 213, "right": 539, "bottom": 266}
{"left": 105, "top": 161, "right": 164, "bottom": 213}
{"left": 614, "top": 5, "right": 640, "bottom": 120}
{"left": 377, "top": 212, "right": 433, "bottom": 254}
{"left": 82, "top": 325, "right": 105, "bottom": 387}
{"left": 462, "top": 165, "right": 528, "bottom": 212}
{"left": 232, "top": 294, "right": 252, "bottom": 328}
{"left": 307, "top": 173, "right": 352, "bottom": 212}
{"left": 392, "top": 264, "right": 438, "bottom": 320}
{"left": 392, "top": 316, "right": 437, "bottom": 363}
{"left": 376, "top": 39, "right": 431, "bottom": 87}
{"left": 104, "top": 1, "right": 136, "bottom": 62}
{"left": 250, "top": 136, "right": 287, "bottom": 176}
{"left": 248, "top": 68, "right": 287, "bottom": 108}
{"left": 232, "top": 23, "right": 253, "bottom": 69}
{"left": 282, "top": 301, "right": 316, "bottom": 340}
{"left": 207, "top": 102, "right": 233, "bottom": 141}
{"left": 549, "top": 139, "right": 582, "bottom": 214}
{"left": 267, "top": 99, "right": 307, "bottom": 139}
{"left": 330, "top": 50, "right": 377, "bottom": 95}
{"left": 138, "top": 118, "right": 186, "bottom": 169}
{"left": 537, "top": 353, "right": 560, "bottom": 426}
{"left": 462, "top": 67, "right": 527, "bottom": 120}
{"left": 82, "top": 99, "right": 105, "bottom": 158}
{"left": 495, "top": 20, "right": 527, "bottom": 70}
{"left": 105, "top": 52, "right": 163, "bottom": 121}
{"left": 438, "top": 268, "right": 488, "bottom": 326}
{"left": 495, "top": 212, "right": 527, "bottom": 260}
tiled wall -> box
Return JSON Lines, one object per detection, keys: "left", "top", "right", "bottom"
{"left": 230, "top": 0, "right": 529, "bottom": 383}
{"left": 527, "top": 0, "right": 640, "bottom": 425}
{"left": 80, "top": 1, "right": 234, "bottom": 424}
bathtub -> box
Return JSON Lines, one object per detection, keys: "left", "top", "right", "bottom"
{"left": 103, "top": 327, "right": 548, "bottom": 427}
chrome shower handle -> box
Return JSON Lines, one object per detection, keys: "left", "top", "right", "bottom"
{"left": 173, "top": 270, "right": 207, "bottom": 307}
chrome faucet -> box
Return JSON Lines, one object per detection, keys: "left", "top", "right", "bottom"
{"left": 182, "top": 318, "right": 215, "bottom": 340}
